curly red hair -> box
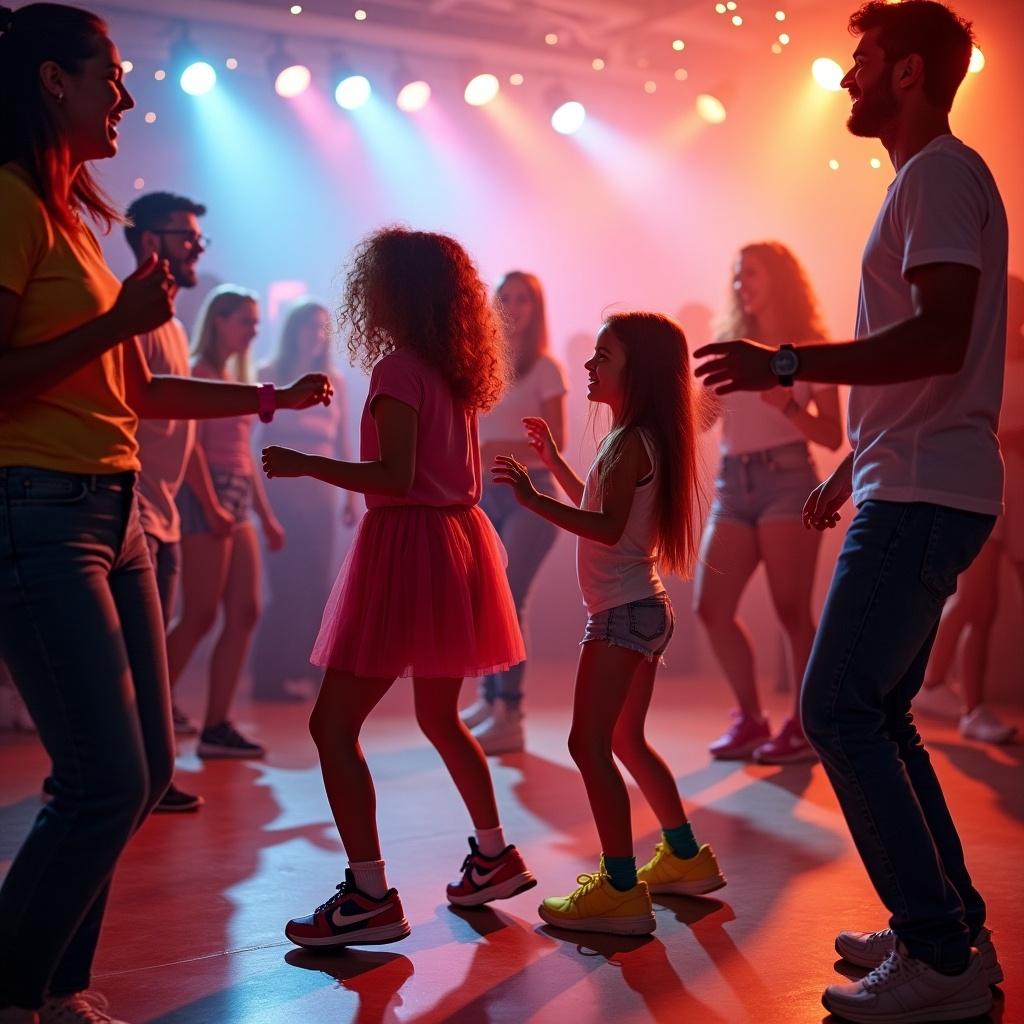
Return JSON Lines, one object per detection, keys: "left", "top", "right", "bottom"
{"left": 338, "top": 227, "right": 508, "bottom": 412}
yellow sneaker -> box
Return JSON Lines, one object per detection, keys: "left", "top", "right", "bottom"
{"left": 538, "top": 869, "right": 656, "bottom": 935}
{"left": 637, "top": 842, "right": 727, "bottom": 896}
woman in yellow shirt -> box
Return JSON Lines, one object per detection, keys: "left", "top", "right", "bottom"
{"left": 0, "top": 7, "right": 330, "bottom": 1021}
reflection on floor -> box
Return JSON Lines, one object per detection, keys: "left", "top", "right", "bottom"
{"left": 1, "top": 665, "right": 1019, "bottom": 1024}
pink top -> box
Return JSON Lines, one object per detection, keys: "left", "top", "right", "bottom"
{"left": 361, "top": 348, "right": 481, "bottom": 509}
{"left": 192, "top": 359, "right": 254, "bottom": 475}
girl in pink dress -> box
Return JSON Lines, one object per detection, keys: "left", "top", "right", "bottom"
{"left": 262, "top": 228, "right": 535, "bottom": 948}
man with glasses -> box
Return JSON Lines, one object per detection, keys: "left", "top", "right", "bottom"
{"left": 123, "top": 192, "right": 215, "bottom": 812}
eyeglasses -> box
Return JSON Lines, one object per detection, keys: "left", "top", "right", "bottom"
{"left": 150, "top": 230, "right": 211, "bottom": 250}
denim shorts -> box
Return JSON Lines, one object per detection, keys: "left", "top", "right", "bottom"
{"left": 582, "top": 593, "right": 674, "bottom": 661}
{"left": 176, "top": 470, "right": 253, "bottom": 535}
{"left": 710, "top": 441, "right": 819, "bottom": 527}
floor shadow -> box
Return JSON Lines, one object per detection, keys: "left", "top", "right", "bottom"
{"left": 931, "top": 738, "right": 1024, "bottom": 822}
{"left": 284, "top": 947, "right": 415, "bottom": 1024}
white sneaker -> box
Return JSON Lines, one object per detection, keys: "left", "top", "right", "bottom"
{"left": 472, "top": 700, "right": 524, "bottom": 754}
{"left": 460, "top": 698, "right": 494, "bottom": 730}
{"left": 835, "top": 926, "right": 1004, "bottom": 987}
{"left": 39, "top": 991, "right": 129, "bottom": 1024}
{"left": 823, "top": 946, "right": 992, "bottom": 1022}
{"left": 913, "top": 683, "right": 962, "bottom": 721}
{"left": 959, "top": 705, "right": 1017, "bottom": 745}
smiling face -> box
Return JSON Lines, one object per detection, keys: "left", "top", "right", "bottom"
{"left": 841, "top": 28, "right": 899, "bottom": 139}
{"left": 733, "top": 250, "right": 773, "bottom": 321}
{"left": 148, "top": 210, "right": 205, "bottom": 288}
{"left": 47, "top": 34, "right": 135, "bottom": 163}
{"left": 584, "top": 324, "right": 628, "bottom": 412}
{"left": 497, "top": 277, "right": 536, "bottom": 345}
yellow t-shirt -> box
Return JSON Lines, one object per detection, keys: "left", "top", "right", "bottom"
{"left": 0, "top": 164, "right": 139, "bottom": 474}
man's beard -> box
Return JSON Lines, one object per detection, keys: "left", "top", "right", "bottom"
{"left": 846, "top": 74, "right": 898, "bottom": 138}
{"left": 171, "top": 259, "right": 198, "bottom": 289}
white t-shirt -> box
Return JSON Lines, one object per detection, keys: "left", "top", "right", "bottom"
{"left": 479, "top": 353, "right": 568, "bottom": 467}
{"left": 135, "top": 318, "right": 196, "bottom": 543}
{"left": 719, "top": 383, "right": 831, "bottom": 456}
{"left": 848, "top": 135, "right": 1007, "bottom": 516}
{"left": 577, "top": 430, "right": 665, "bottom": 614}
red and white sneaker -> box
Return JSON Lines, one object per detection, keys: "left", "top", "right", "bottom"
{"left": 285, "top": 868, "right": 411, "bottom": 948}
{"left": 446, "top": 837, "right": 537, "bottom": 907}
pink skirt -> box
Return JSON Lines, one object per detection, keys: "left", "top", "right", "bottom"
{"left": 311, "top": 504, "right": 526, "bottom": 679}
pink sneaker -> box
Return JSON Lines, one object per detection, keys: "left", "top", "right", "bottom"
{"left": 708, "top": 710, "right": 770, "bottom": 760}
{"left": 753, "top": 716, "right": 817, "bottom": 764}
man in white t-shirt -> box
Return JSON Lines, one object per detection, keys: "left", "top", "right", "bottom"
{"left": 694, "top": 3, "right": 1005, "bottom": 1021}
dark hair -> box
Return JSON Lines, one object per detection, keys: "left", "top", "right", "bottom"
{"left": 0, "top": 3, "right": 122, "bottom": 232}
{"left": 598, "top": 312, "right": 705, "bottom": 578}
{"left": 265, "top": 298, "right": 332, "bottom": 380}
{"left": 339, "top": 226, "right": 508, "bottom": 413}
{"left": 124, "top": 191, "right": 207, "bottom": 256}
{"left": 849, "top": 0, "right": 974, "bottom": 112}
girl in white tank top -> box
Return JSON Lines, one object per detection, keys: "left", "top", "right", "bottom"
{"left": 491, "top": 311, "right": 727, "bottom": 936}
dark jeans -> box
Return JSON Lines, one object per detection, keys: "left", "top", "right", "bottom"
{"left": 801, "top": 500, "right": 995, "bottom": 971}
{"left": 479, "top": 471, "right": 558, "bottom": 708}
{"left": 145, "top": 532, "right": 181, "bottom": 626}
{"left": 0, "top": 467, "right": 174, "bottom": 1009}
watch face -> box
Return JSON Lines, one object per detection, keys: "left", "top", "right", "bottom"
{"left": 772, "top": 349, "right": 799, "bottom": 376}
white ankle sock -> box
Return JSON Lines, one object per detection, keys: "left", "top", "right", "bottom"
{"left": 475, "top": 826, "right": 507, "bottom": 857}
{"left": 349, "top": 859, "right": 389, "bottom": 898}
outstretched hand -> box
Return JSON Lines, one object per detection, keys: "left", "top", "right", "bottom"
{"left": 491, "top": 455, "right": 539, "bottom": 508}
{"left": 694, "top": 338, "right": 776, "bottom": 394}
{"left": 283, "top": 373, "right": 333, "bottom": 410}
{"left": 522, "top": 416, "right": 559, "bottom": 469}
{"left": 262, "top": 445, "right": 308, "bottom": 480}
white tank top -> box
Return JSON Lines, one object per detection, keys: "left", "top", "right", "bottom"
{"left": 576, "top": 429, "right": 665, "bottom": 614}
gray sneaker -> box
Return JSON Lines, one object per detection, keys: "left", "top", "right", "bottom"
{"left": 835, "top": 925, "right": 1003, "bottom": 986}
{"left": 823, "top": 946, "right": 992, "bottom": 1023}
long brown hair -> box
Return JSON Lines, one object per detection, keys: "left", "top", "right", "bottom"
{"left": 0, "top": 3, "right": 122, "bottom": 232}
{"left": 266, "top": 298, "right": 332, "bottom": 381}
{"left": 598, "top": 312, "right": 705, "bottom": 578}
{"left": 716, "top": 241, "right": 828, "bottom": 343}
{"left": 496, "top": 271, "right": 549, "bottom": 378}
{"left": 339, "top": 227, "right": 508, "bottom": 412}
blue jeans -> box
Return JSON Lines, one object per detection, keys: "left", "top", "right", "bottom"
{"left": 479, "top": 472, "right": 558, "bottom": 708}
{"left": 801, "top": 501, "right": 994, "bottom": 971}
{"left": 0, "top": 467, "right": 174, "bottom": 1009}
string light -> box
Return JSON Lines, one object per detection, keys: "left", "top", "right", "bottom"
{"left": 644, "top": 80, "right": 657, "bottom": 94}
{"left": 509, "top": 73, "right": 525, "bottom": 85}
{"left": 828, "top": 159, "right": 840, "bottom": 171}
{"left": 154, "top": 69, "right": 166, "bottom": 81}
{"left": 591, "top": 58, "right": 605, "bottom": 71}
{"left": 732, "top": 15, "right": 743, "bottom": 25}
{"left": 354, "top": 9, "right": 367, "bottom": 20}
{"left": 674, "top": 68, "right": 689, "bottom": 81}
{"left": 144, "top": 111, "right": 157, "bottom": 123}
{"left": 545, "top": 32, "right": 559, "bottom": 45}
{"left": 672, "top": 40, "right": 685, "bottom": 52}
{"left": 226, "top": 57, "right": 238, "bottom": 69}
{"left": 121, "top": 60, "right": 134, "bottom": 73}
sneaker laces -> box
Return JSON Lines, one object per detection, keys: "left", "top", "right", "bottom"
{"left": 570, "top": 871, "right": 606, "bottom": 900}
{"left": 862, "top": 951, "right": 920, "bottom": 991}
{"left": 314, "top": 878, "right": 354, "bottom": 915}
{"left": 43, "top": 990, "right": 115, "bottom": 1023}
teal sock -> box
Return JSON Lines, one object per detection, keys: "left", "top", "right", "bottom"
{"left": 603, "top": 855, "right": 637, "bottom": 892}
{"left": 663, "top": 822, "right": 699, "bottom": 860}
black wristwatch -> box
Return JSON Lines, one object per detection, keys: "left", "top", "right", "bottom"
{"left": 769, "top": 344, "right": 799, "bottom": 387}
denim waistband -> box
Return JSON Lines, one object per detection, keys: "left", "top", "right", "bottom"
{"left": 721, "top": 441, "right": 809, "bottom": 466}
{"left": 0, "top": 466, "right": 137, "bottom": 493}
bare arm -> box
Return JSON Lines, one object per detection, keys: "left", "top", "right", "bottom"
{"left": 125, "top": 338, "right": 332, "bottom": 419}
{"left": 262, "top": 396, "right": 416, "bottom": 498}
{"left": 493, "top": 430, "right": 648, "bottom": 545}
{"left": 482, "top": 393, "right": 567, "bottom": 468}
{"left": 0, "top": 255, "right": 174, "bottom": 408}
{"left": 772, "top": 386, "right": 843, "bottom": 450}
{"left": 696, "top": 263, "right": 980, "bottom": 392}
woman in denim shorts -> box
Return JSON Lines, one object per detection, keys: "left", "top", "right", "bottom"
{"left": 695, "top": 243, "right": 843, "bottom": 764}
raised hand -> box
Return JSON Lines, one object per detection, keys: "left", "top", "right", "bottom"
{"left": 522, "top": 416, "right": 558, "bottom": 468}
{"left": 491, "top": 455, "right": 539, "bottom": 507}
{"left": 282, "top": 373, "right": 333, "bottom": 410}
{"left": 110, "top": 254, "right": 176, "bottom": 337}
{"left": 694, "top": 338, "right": 775, "bottom": 394}
{"left": 261, "top": 445, "right": 309, "bottom": 480}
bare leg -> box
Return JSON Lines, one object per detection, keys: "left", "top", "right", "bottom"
{"left": 758, "top": 518, "right": 822, "bottom": 719}
{"left": 568, "top": 642, "right": 646, "bottom": 859}
{"left": 165, "top": 532, "right": 231, "bottom": 690}
{"left": 693, "top": 518, "right": 762, "bottom": 717}
{"left": 951, "top": 540, "right": 1001, "bottom": 712}
{"left": 611, "top": 657, "right": 687, "bottom": 828}
{"left": 309, "top": 670, "right": 395, "bottom": 862}
{"left": 413, "top": 677, "right": 500, "bottom": 829}
{"left": 205, "top": 523, "right": 260, "bottom": 727}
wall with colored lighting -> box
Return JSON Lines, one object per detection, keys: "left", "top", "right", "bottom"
{"left": 88, "top": 0, "right": 1023, "bottom": 699}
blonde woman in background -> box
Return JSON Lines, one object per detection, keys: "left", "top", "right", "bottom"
{"left": 165, "top": 286, "right": 284, "bottom": 757}
{"left": 695, "top": 242, "right": 843, "bottom": 763}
